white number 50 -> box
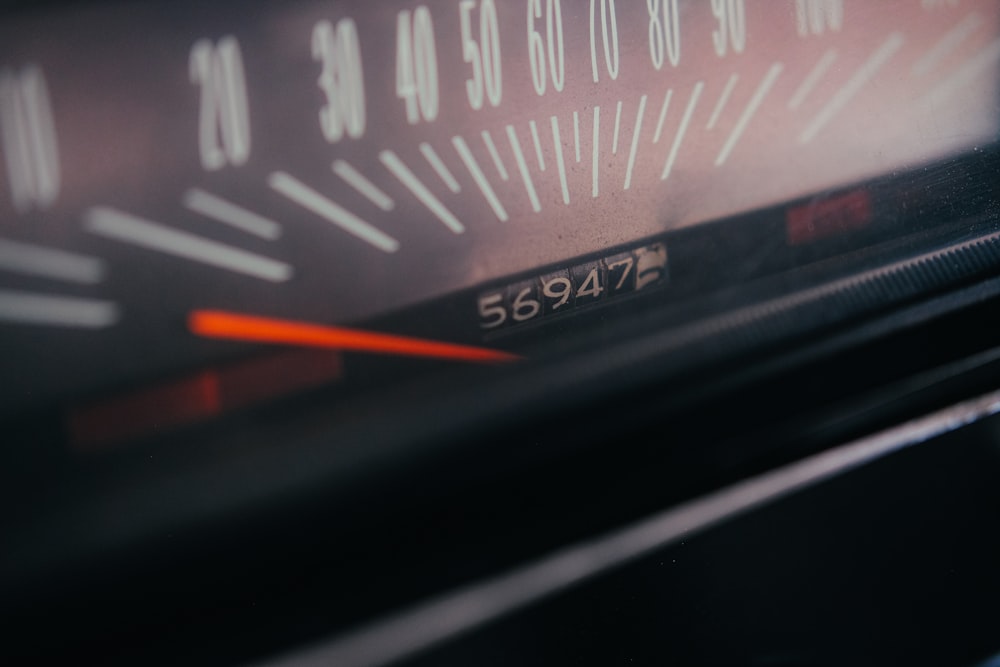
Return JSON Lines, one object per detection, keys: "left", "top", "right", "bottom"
{"left": 461, "top": 0, "right": 502, "bottom": 110}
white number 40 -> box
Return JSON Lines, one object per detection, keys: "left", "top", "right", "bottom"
{"left": 396, "top": 6, "right": 440, "bottom": 124}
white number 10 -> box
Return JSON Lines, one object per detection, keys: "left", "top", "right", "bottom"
{"left": 0, "top": 65, "right": 60, "bottom": 212}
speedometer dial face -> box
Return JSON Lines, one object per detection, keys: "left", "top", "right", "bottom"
{"left": 1, "top": 0, "right": 998, "bottom": 445}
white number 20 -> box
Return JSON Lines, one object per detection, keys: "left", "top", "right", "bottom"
{"left": 190, "top": 36, "right": 251, "bottom": 171}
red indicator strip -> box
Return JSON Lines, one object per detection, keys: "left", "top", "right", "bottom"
{"left": 786, "top": 189, "right": 873, "bottom": 246}
{"left": 69, "top": 348, "right": 342, "bottom": 449}
{"left": 188, "top": 310, "right": 522, "bottom": 363}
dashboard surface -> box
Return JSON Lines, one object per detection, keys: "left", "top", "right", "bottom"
{"left": 1, "top": 1, "right": 1000, "bottom": 665}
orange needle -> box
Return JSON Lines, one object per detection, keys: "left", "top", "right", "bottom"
{"left": 188, "top": 310, "right": 522, "bottom": 364}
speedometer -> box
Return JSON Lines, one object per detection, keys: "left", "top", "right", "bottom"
{"left": 4, "top": 1, "right": 1000, "bottom": 664}
{"left": 2, "top": 0, "right": 998, "bottom": 449}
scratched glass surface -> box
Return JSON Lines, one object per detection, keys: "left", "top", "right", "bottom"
{"left": 0, "top": 0, "right": 997, "bottom": 414}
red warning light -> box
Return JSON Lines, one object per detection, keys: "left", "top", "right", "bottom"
{"left": 786, "top": 190, "right": 873, "bottom": 246}
{"left": 68, "top": 349, "right": 342, "bottom": 450}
